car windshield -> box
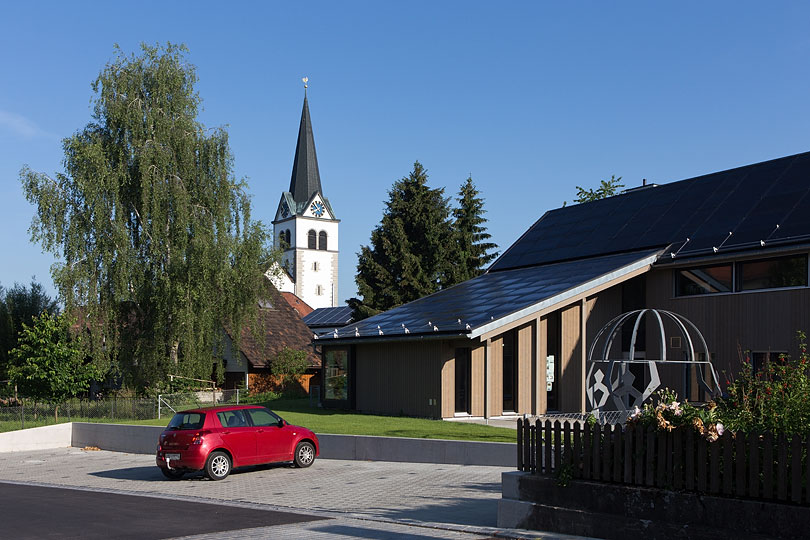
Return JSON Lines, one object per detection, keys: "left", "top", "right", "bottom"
{"left": 167, "top": 412, "right": 205, "bottom": 430}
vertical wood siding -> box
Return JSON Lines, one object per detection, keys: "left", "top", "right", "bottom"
{"left": 440, "top": 344, "right": 454, "bottom": 418}
{"left": 560, "top": 303, "right": 584, "bottom": 412}
{"left": 471, "top": 343, "right": 485, "bottom": 417}
{"left": 490, "top": 335, "right": 503, "bottom": 416}
{"left": 518, "top": 323, "right": 534, "bottom": 413}
{"left": 646, "top": 269, "right": 810, "bottom": 384}
{"left": 355, "top": 341, "right": 443, "bottom": 417}
{"left": 536, "top": 317, "right": 548, "bottom": 415}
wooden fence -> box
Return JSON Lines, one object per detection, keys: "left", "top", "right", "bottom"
{"left": 517, "top": 418, "right": 810, "bottom": 505}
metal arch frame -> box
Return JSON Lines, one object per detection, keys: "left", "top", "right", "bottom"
{"left": 585, "top": 309, "right": 721, "bottom": 413}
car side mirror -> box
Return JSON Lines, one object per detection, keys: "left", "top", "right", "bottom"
{"left": 278, "top": 419, "right": 285, "bottom": 428}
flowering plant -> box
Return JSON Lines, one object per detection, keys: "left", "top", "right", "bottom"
{"left": 626, "top": 388, "right": 724, "bottom": 441}
{"left": 718, "top": 331, "right": 810, "bottom": 436}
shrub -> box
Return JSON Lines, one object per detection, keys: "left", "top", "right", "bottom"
{"left": 626, "top": 388, "right": 724, "bottom": 441}
{"left": 718, "top": 331, "right": 810, "bottom": 436}
{"left": 271, "top": 348, "right": 309, "bottom": 383}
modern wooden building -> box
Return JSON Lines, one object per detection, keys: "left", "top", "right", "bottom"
{"left": 319, "top": 152, "right": 810, "bottom": 419}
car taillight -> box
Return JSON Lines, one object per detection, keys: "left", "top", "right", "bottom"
{"left": 191, "top": 433, "right": 203, "bottom": 445}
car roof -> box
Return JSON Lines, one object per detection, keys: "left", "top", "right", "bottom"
{"left": 176, "top": 404, "right": 267, "bottom": 414}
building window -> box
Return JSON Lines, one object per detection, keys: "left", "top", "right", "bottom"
{"left": 308, "top": 229, "right": 316, "bottom": 249}
{"left": 675, "top": 264, "right": 733, "bottom": 296}
{"left": 737, "top": 254, "right": 808, "bottom": 292}
{"left": 285, "top": 229, "right": 291, "bottom": 246}
{"left": 316, "top": 285, "right": 323, "bottom": 296}
{"left": 324, "top": 348, "right": 349, "bottom": 401}
{"left": 278, "top": 231, "right": 286, "bottom": 248}
{"left": 750, "top": 350, "right": 786, "bottom": 376}
{"left": 502, "top": 329, "right": 517, "bottom": 412}
{"left": 455, "top": 348, "right": 471, "bottom": 414}
{"left": 318, "top": 231, "right": 328, "bottom": 251}
{"left": 313, "top": 262, "right": 319, "bottom": 271}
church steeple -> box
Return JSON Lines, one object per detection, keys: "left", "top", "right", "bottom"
{"left": 271, "top": 86, "right": 339, "bottom": 309}
{"left": 288, "top": 96, "right": 323, "bottom": 204}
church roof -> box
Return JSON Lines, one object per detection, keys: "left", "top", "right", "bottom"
{"left": 288, "top": 96, "right": 323, "bottom": 205}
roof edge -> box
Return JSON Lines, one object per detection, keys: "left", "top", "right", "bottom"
{"left": 469, "top": 250, "right": 662, "bottom": 339}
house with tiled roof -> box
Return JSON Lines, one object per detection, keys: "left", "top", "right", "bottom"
{"left": 221, "top": 283, "right": 320, "bottom": 393}
{"left": 317, "top": 151, "right": 810, "bottom": 419}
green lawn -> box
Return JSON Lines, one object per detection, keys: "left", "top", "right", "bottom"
{"left": 130, "top": 398, "right": 517, "bottom": 443}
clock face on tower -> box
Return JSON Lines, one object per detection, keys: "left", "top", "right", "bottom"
{"left": 310, "top": 201, "right": 325, "bottom": 218}
{"left": 280, "top": 201, "right": 290, "bottom": 218}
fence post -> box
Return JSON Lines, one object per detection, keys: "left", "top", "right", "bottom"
{"left": 517, "top": 418, "right": 524, "bottom": 472}
{"left": 21, "top": 401, "right": 24, "bottom": 430}
{"left": 158, "top": 395, "right": 162, "bottom": 420}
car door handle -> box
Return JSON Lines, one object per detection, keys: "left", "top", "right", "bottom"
{"left": 257, "top": 429, "right": 264, "bottom": 433}
{"left": 222, "top": 431, "right": 231, "bottom": 435}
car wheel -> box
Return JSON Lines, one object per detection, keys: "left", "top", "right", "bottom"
{"left": 294, "top": 441, "right": 316, "bottom": 468}
{"left": 205, "top": 451, "right": 231, "bottom": 480}
{"left": 161, "top": 468, "right": 185, "bottom": 480}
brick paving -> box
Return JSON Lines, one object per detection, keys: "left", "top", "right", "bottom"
{"left": 0, "top": 448, "right": 588, "bottom": 539}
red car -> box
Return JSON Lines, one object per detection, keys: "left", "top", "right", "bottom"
{"left": 155, "top": 404, "right": 319, "bottom": 480}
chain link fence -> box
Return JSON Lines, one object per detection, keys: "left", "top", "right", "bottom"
{"left": 0, "top": 389, "right": 258, "bottom": 431}
{"left": 0, "top": 397, "right": 158, "bottom": 431}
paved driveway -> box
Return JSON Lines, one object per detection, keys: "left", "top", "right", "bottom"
{"left": 0, "top": 448, "right": 570, "bottom": 539}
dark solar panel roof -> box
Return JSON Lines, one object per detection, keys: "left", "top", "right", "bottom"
{"left": 321, "top": 249, "right": 660, "bottom": 341}
{"left": 304, "top": 306, "right": 354, "bottom": 328}
{"left": 490, "top": 151, "right": 810, "bottom": 272}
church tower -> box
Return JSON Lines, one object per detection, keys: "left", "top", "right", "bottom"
{"left": 271, "top": 92, "right": 339, "bottom": 309}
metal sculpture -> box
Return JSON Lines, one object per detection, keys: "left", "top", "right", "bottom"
{"left": 586, "top": 309, "right": 720, "bottom": 413}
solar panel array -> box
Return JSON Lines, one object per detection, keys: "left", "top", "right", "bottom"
{"left": 303, "top": 306, "right": 354, "bottom": 328}
{"left": 490, "top": 151, "right": 810, "bottom": 272}
{"left": 322, "top": 250, "right": 659, "bottom": 340}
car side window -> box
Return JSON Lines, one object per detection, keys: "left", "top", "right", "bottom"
{"left": 246, "top": 408, "right": 281, "bottom": 427}
{"left": 217, "top": 410, "right": 248, "bottom": 428}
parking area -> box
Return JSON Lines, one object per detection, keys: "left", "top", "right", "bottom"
{"left": 0, "top": 448, "right": 546, "bottom": 539}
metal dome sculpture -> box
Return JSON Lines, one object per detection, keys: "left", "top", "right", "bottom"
{"left": 586, "top": 309, "right": 721, "bottom": 413}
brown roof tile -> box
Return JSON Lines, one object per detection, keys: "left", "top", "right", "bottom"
{"left": 281, "top": 292, "right": 314, "bottom": 318}
{"left": 228, "top": 284, "right": 320, "bottom": 369}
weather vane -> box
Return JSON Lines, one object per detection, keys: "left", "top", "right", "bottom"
{"left": 302, "top": 76, "right": 308, "bottom": 90}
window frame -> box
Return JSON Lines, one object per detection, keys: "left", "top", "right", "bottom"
{"left": 673, "top": 252, "right": 809, "bottom": 298}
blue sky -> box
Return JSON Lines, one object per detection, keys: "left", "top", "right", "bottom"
{"left": 1, "top": 2, "right": 809, "bottom": 304}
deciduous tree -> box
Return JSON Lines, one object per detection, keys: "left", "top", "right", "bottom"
{"left": 20, "top": 44, "right": 269, "bottom": 392}
{"left": 9, "top": 312, "right": 98, "bottom": 419}
{"left": 0, "top": 279, "right": 59, "bottom": 381}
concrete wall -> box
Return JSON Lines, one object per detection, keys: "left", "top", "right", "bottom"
{"left": 0, "top": 423, "right": 72, "bottom": 452}
{"left": 2, "top": 423, "right": 516, "bottom": 467}
{"left": 317, "top": 433, "right": 514, "bottom": 466}
{"left": 72, "top": 423, "right": 164, "bottom": 454}
{"left": 498, "top": 471, "right": 809, "bottom": 540}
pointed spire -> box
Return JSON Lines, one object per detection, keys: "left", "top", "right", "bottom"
{"left": 288, "top": 94, "right": 323, "bottom": 205}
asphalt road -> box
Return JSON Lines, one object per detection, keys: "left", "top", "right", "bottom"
{"left": 0, "top": 482, "right": 326, "bottom": 540}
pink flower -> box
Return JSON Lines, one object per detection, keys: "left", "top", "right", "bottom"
{"left": 716, "top": 423, "right": 725, "bottom": 436}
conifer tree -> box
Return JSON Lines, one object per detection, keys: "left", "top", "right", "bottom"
{"left": 451, "top": 176, "right": 499, "bottom": 282}
{"left": 19, "top": 44, "right": 269, "bottom": 392}
{"left": 349, "top": 162, "right": 454, "bottom": 320}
